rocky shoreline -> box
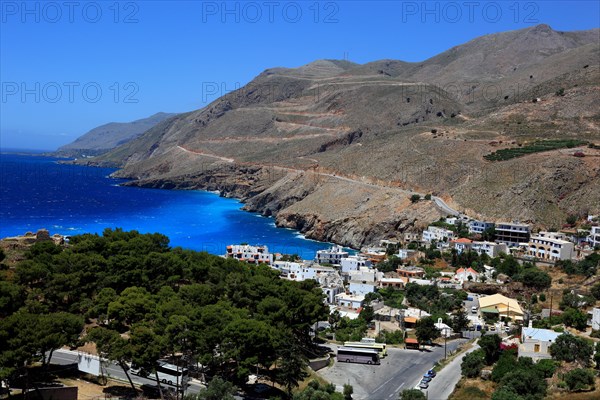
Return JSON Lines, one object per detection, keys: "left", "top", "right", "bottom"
{"left": 117, "top": 163, "right": 444, "bottom": 249}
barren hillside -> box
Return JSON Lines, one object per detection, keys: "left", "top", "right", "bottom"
{"left": 80, "top": 24, "right": 600, "bottom": 248}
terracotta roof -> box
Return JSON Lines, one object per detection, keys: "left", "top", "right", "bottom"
{"left": 405, "top": 338, "right": 419, "bottom": 344}
{"left": 404, "top": 317, "right": 418, "bottom": 323}
{"left": 452, "top": 238, "right": 473, "bottom": 244}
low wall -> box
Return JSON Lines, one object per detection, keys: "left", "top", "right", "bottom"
{"left": 309, "top": 355, "right": 330, "bottom": 371}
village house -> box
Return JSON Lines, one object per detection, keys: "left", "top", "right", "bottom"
{"left": 454, "top": 267, "right": 480, "bottom": 283}
{"left": 472, "top": 241, "right": 509, "bottom": 258}
{"left": 379, "top": 277, "right": 408, "bottom": 289}
{"left": 340, "top": 255, "right": 372, "bottom": 274}
{"left": 226, "top": 244, "right": 273, "bottom": 265}
{"left": 527, "top": 231, "right": 574, "bottom": 262}
{"left": 335, "top": 293, "right": 365, "bottom": 310}
{"left": 451, "top": 238, "right": 473, "bottom": 254}
{"left": 396, "top": 248, "right": 422, "bottom": 263}
{"left": 397, "top": 266, "right": 426, "bottom": 279}
{"left": 315, "top": 245, "right": 349, "bottom": 265}
{"left": 402, "top": 307, "right": 431, "bottom": 328}
{"left": 587, "top": 226, "right": 600, "bottom": 248}
{"left": 400, "top": 232, "right": 421, "bottom": 244}
{"left": 422, "top": 226, "right": 455, "bottom": 243}
{"left": 468, "top": 220, "right": 495, "bottom": 235}
{"left": 360, "top": 247, "right": 387, "bottom": 264}
{"left": 587, "top": 307, "right": 600, "bottom": 330}
{"left": 495, "top": 222, "right": 531, "bottom": 247}
{"left": 478, "top": 293, "right": 524, "bottom": 322}
{"left": 519, "top": 322, "right": 564, "bottom": 361}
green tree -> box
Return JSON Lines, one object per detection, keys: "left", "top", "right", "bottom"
{"left": 534, "top": 359, "right": 557, "bottom": 378}
{"left": 343, "top": 383, "right": 354, "bottom": 400}
{"left": 518, "top": 269, "right": 551, "bottom": 290}
{"left": 497, "top": 368, "right": 547, "bottom": 400}
{"left": 87, "top": 327, "right": 136, "bottom": 391}
{"left": 415, "top": 317, "right": 440, "bottom": 347}
{"left": 424, "top": 194, "right": 432, "bottom": 201}
{"left": 275, "top": 340, "right": 309, "bottom": 396}
{"left": 491, "top": 388, "right": 524, "bottom": 400}
{"left": 491, "top": 349, "right": 517, "bottom": 382}
{"left": 359, "top": 305, "right": 375, "bottom": 323}
{"left": 595, "top": 342, "right": 600, "bottom": 369}
{"left": 461, "top": 349, "right": 485, "bottom": 378}
{"left": 549, "top": 334, "right": 593, "bottom": 367}
{"left": 591, "top": 283, "right": 600, "bottom": 300}
{"left": 410, "top": 194, "right": 421, "bottom": 203}
{"left": 479, "top": 334, "right": 502, "bottom": 365}
{"left": 398, "top": 388, "right": 426, "bottom": 400}
{"left": 187, "top": 377, "right": 237, "bottom": 400}
{"left": 563, "top": 368, "right": 595, "bottom": 391}
{"left": 294, "top": 380, "right": 343, "bottom": 400}
{"left": 451, "top": 310, "right": 470, "bottom": 336}
{"left": 562, "top": 308, "right": 588, "bottom": 331}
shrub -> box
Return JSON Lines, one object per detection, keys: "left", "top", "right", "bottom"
{"left": 410, "top": 194, "right": 421, "bottom": 203}
{"left": 461, "top": 349, "right": 486, "bottom": 378}
{"left": 564, "top": 368, "right": 595, "bottom": 391}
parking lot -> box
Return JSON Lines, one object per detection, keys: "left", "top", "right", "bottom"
{"left": 318, "top": 340, "right": 466, "bottom": 400}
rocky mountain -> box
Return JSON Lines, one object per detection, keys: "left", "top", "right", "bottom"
{"left": 56, "top": 112, "right": 177, "bottom": 157}
{"left": 80, "top": 25, "right": 600, "bottom": 248}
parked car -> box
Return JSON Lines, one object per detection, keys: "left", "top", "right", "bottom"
{"left": 471, "top": 306, "right": 477, "bottom": 313}
{"left": 421, "top": 376, "right": 432, "bottom": 383}
{"left": 419, "top": 381, "right": 429, "bottom": 389}
{"left": 426, "top": 369, "right": 436, "bottom": 377}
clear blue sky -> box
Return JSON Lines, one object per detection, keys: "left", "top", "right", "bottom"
{"left": 1, "top": 1, "right": 598, "bottom": 150}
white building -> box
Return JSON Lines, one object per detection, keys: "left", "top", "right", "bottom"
{"left": 587, "top": 226, "right": 600, "bottom": 248}
{"left": 469, "top": 220, "right": 495, "bottom": 235}
{"left": 451, "top": 238, "right": 473, "bottom": 254}
{"left": 455, "top": 267, "right": 480, "bottom": 283}
{"left": 315, "top": 245, "right": 349, "bottom": 265}
{"left": 335, "top": 293, "right": 365, "bottom": 310}
{"left": 348, "top": 281, "right": 377, "bottom": 297}
{"left": 340, "top": 255, "right": 372, "bottom": 274}
{"left": 397, "top": 249, "right": 418, "bottom": 259}
{"left": 422, "top": 226, "right": 455, "bottom": 243}
{"left": 588, "top": 307, "right": 600, "bottom": 330}
{"left": 527, "top": 231, "right": 574, "bottom": 262}
{"left": 472, "top": 241, "right": 508, "bottom": 258}
{"left": 519, "top": 324, "right": 564, "bottom": 361}
{"left": 435, "top": 318, "right": 454, "bottom": 338}
{"left": 226, "top": 244, "right": 273, "bottom": 265}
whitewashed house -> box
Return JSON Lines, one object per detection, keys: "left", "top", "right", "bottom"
{"left": 422, "top": 226, "right": 455, "bottom": 243}
{"left": 226, "top": 244, "right": 273, "bottom": 265}
{"left": 315, "top": 245, "right": 349, "bottom": 265}
{"left": 472, "top": 241, "right": 508, "bottom": 258}
{"left": 340, "top": 255, "right": 372, "bottom": 273}
{"left": 527, "top": 231, "right": 574, "bottom": 262}
{"left": 519, "top": 323, "right": 564, "bottom": 361}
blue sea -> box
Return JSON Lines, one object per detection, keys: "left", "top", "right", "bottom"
{"left": 0, "top": 153, "right": 338, "bottom": 259}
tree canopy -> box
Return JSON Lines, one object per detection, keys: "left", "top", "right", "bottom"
{"left": 0, "top": 229, "right": 329, "bottom": 392}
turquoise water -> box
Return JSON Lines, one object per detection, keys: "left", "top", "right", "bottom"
{"left": 0, "top": 153, "right": 336, "bottom": 259}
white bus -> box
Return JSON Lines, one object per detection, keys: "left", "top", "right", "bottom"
{"left": 344, "top": 341, "right": 387, "bottom": 357}
{"left": 130, "top": 361, "right": 190, "bottom": 391}
{"left": 337, "top": 346, "right": 380, "bottom": 365}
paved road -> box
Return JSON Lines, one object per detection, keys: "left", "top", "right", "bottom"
{"left": 432, "top": 196, "right": 462, "bottom": 217}
{"left": 50, "top": 349, "right": 205, "bottom": 395}
{"left": 426, "top": 344, "right": 480, "bottom": 400}
{"left": 318, "top": 339, "right": 467, "bottom": 400}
